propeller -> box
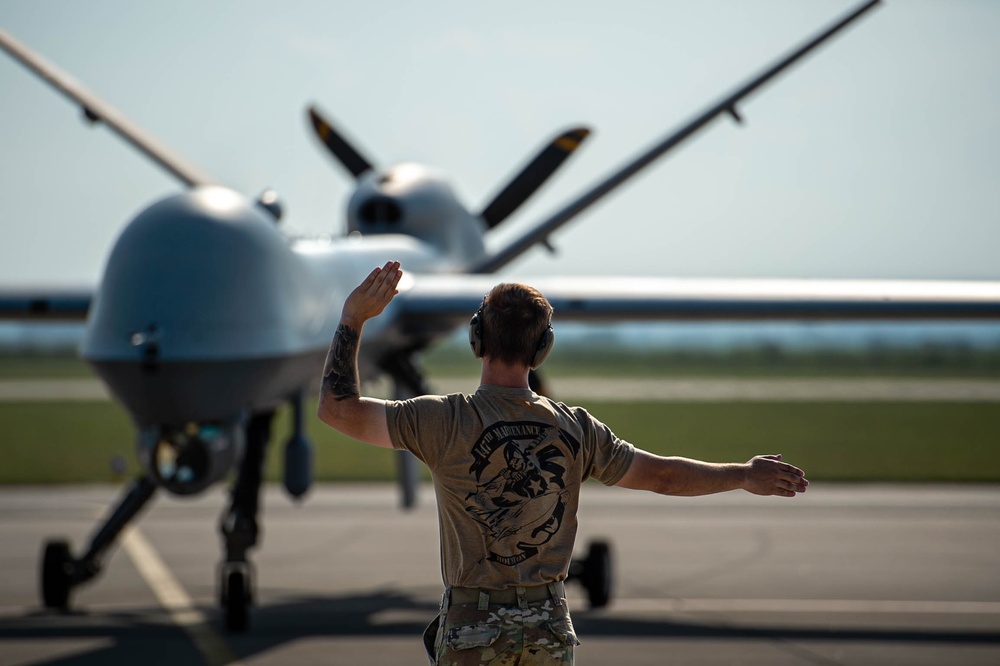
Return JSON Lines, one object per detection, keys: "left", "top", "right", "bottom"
{"left": 478, "top": 127, "right": 591, "bottom": 229}
{"left": 307, "top": 100, "right": 589, "bottom": 229}
{"left": 307, "top": 105, "right": 375, "bottom": 179}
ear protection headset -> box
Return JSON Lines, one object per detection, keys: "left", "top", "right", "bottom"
{"left": 469, "top": 299, "right": 555, "bottom": 370}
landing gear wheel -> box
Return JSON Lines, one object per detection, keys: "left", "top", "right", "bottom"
{"left": 581, "top": 540, "right": 612, "bottom": 608}
{"left": 41, "top": 539, "right": 73, "bottom": 609}
{"left": 223, "top": 568, "right": 251, "bottom": 633}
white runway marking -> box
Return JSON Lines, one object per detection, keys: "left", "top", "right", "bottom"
{"left": 0, "top": 379, "right": 110, "bottom": 401}
{"left": 121, "top": 526, "right": 243, "bottom": 666}
{"left": 609, "top": 598, "right": 1000, "bottom": 615}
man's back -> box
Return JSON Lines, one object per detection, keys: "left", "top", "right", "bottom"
{"left": 386, "top": 384, "right": 634, "bottom": 590}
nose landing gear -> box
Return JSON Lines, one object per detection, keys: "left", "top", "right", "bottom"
{"left": 219, "top": 562, "right": 253, "bottom": 632}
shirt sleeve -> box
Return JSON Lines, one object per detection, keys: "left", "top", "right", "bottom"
{"left": 579, "top": 409, "right": 636, "bottom": 486}
{"left": 384, "top": 394, "right": 454, "bottom": 467}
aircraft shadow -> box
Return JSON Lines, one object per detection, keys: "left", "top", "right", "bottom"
{"left": 1, "top": 591, "right": 998, "bottom": 665}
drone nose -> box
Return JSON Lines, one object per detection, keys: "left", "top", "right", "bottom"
{"left": 82, "top": 187, "right": 323, "bottom": 424}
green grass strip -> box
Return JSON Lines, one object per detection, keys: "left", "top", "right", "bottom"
{"left": 2, "top": 400, "right": 997, "bottom": 484}
{"left": 580, "top": 401, "right": 1000, "bottom": 482}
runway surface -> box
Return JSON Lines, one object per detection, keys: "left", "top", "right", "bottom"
{"left": 1, "top": 483, "right": 998, "bottom": 665}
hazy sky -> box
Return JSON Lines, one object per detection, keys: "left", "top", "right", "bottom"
{"left": 1, "top": 0, "right": 997, "bottom": 287}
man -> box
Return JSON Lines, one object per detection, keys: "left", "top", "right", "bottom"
{"left": 317, "top": 261, "right": 809, "bottom": 665}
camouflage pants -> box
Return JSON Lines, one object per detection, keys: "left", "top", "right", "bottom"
{"left": 427, "top": 598, "right": 580, "bottom": 665}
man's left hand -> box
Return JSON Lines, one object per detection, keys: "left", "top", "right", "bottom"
{"left": 743, "top": 454, "right": 809, "bottom": 497}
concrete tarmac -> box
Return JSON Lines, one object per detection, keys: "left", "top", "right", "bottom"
{"left": 1, "top": 483, "right": 998, "bottom": 665}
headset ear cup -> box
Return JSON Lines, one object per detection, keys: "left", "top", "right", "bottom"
{"left": 531, "top": 326, "right": 554, "bottom": 369}
{"left": 469, "top": 312, "right": 483, "bottom": 358}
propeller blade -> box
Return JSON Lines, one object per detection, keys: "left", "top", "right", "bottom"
{"left": 479, "top": 127, "right": 591, "bottom": 229}
{"left": 307, "top": 106, "right": 374, "bottom": 179}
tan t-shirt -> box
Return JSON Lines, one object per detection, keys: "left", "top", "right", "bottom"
{"left": 385, "top": 384, "right": 635, "bottom": 590}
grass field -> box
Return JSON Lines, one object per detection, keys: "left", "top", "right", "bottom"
{"left": 3, "top": 397, "right": 998, "bottom": 484}
{"left": 2, "top": 350, "right": 998, "bottom": 484}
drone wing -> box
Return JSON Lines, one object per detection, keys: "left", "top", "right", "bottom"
{"left": 0, "top": 27, "right": 216, "bottom": 188}
{"left": 394, "top": 275, "right": 1000, "bottom": 337}
{"left": 0, "top": 287, "right": 93, "bottom": 321}
{"left": 473, "top": 0, "right": 883, "bottom": 273}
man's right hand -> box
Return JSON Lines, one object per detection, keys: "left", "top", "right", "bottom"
{"left": 342, "top": 261, "right": 403, "bottom": 327}
{"left": 317, "top": 260, "right": 402, "bottom": 450}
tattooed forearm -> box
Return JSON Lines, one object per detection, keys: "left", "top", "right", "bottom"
{"left": 322, "top": 324, "right": 361, "bottom": 402}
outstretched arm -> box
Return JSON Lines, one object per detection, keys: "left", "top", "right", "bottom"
{"left": 616, "top": 450, "right": 808, "bottom": 498}
{"left": 316, "top": 261, "right": 403, "bottom": 448}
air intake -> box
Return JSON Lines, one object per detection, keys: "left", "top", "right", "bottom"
{"left": 358, "top": 196, "right": 402, "bottom": 224}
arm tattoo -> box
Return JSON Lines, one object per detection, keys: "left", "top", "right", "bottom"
{"left": 322, "top": 324, "right": 360, "bottom": 402}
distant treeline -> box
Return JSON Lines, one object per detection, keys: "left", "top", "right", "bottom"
{"left": 423, "top": 340, "right": 1000, "bottom": 377}
{"left": 2, "top": 339, "right": 1000, "bottom": 379}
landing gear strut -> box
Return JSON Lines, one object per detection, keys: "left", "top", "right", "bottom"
{"left": 217, "top": 410, "right": 272, "bottom": 632}
{"left": 380, "top": 351, "right": 433, "bottom": 510}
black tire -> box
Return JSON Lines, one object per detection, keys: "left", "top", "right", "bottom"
{"left": 224, "top": 570, "right": 249, "bottom": 633}
{"left": 583, "top": 541, "right": 612, "bottom": 608}
{"left": 41, "top": 540, "right": 73, "bottom": 609}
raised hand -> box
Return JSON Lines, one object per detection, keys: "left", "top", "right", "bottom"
{"left": 342, "top": 261, "right": 403, "bottom": 326}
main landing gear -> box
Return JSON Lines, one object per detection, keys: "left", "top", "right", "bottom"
{"left": 219, "top": 562, "right": 253, "bottom": 633}
{"left": 38, "top": 410, "right": 275, "bottom": 635}
{"left": 40, "top": 476, "right": 158, "bottom": 611}
{"left": 567, "top": 540, "right": 613, "bottom": 608}
{"left": 380, "top": 351, "right": 433, "bottom": 510}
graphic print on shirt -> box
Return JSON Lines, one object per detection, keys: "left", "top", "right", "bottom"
{"left": 465, "top": 420, "right": 580, "bottom": 566}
